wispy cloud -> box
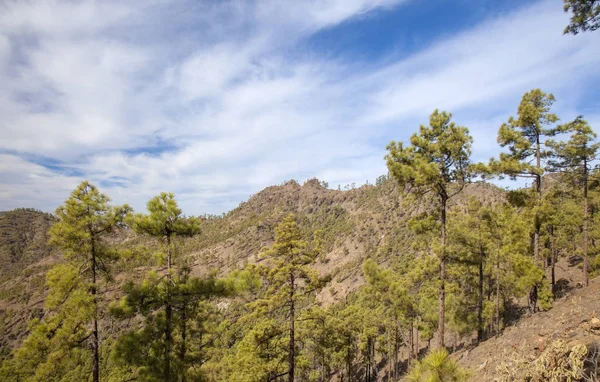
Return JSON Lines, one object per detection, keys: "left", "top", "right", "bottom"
{"left": 0, "top": 0, "right": 599, "bottom": 214}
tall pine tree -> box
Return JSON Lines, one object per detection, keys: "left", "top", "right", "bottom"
{"left": 488, "top": 89, "right": 559, "bottom": 264}
{"left": 50, "top": 181, "right": 129, "bottom": 382}
{"left": 128, "top": 192, "right": 200, "bottom": 381}
{"left": 233, "top": 214, "right": 320, "bottom": 382}
{"left": 484, "top": 89, "right": 559, "bottom": 312}
{"left": 0, "top": 181, "right": 129, "bottom": 381}
{"left": 112, "top": 266, "right": 233, "bottom": 381}
{"left": 547, "top": 116, "right": 599, "bottom": 286}
{"left": 386, "top": 110, "right": 473, "bottom": 349}
{"left": 447, "top": 199, "right": 493, "bottom": 342}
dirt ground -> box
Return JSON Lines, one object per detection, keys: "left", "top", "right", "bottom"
{"left": 456, "top": 257, "right": 600, "bottom": 381}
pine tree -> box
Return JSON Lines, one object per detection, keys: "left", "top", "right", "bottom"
{"left": 297, "top": 306, "right": 331, "bottom": 382}
{"left": 112, "top": 266, "right": 232, "bottom": 381}
{"left": 486, "top": 203, "right": 549, "bottom": 328}
{"left": 297, "top": 306, "right": 357, "bottom": 382}
{"left": 0, "top": 181, "right": 129, "bottom": 381}
{"left": 199, "top": 268, "right": 263, "bottom": 381}
{"left": 362, "top": 259, "right": 412, "bottom": 380}
{"left": 386, "top": 109, "right": 473, "bottom": 349}
{"left": 547, "top": 116, "right": 599, "bottom": 286}
{"left": 484, "top": 89, "right": 559, "bottom": 312}
{"left": 127, "top": 192, "right": 200, "bottom": 381}
{"left": 563, "top": 0, "right": 600, "bottom": 34}
{"left": 447, "top": 199, "right": 493, "bottom": 341}
{"left": 405, "top": 349, "right": 469, "bottom": 382}
{"left": 488, "top": 89, "right": 559, "bottom": 263}
{"left": 263, "top": 214, "right": 319, "bottom": 382}
{"left": 395, "top": 223, "right": 441, "bottom": 357}
{"left": 232, "top": 214, "right": 320, "bottom": 382}
{"left": 406, "top": 254, "right": 439, "bottom": 357}
{"left": 311, "top": 302, "right": 362, "bottom": 382}
{"left": 538, "top": 184, "right": 581, "bottom": 293}
{"left": 0, "top": 264, "right": 94, "bottom": 381}
{"left": 50, "top": 181, "right": 129, "bottom": 382}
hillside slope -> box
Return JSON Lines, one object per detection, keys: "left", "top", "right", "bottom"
{"left": 0, "top": 209, "right": 58, "bottom": 358}
{"left": 0, "top": 208, "right": 56, "bottom": 275}
{"left": 184, "top": 179, "right": 505, "bottom": 304}
{"left": 457, "top": 273, "right": 600, "bottom": 381}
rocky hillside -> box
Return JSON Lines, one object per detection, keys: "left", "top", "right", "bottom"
{"left": 457, "top": 269, "right": 600, "bottom": 381}
{"left": 0, "top": 208, "right": 56, "bottom": 275}
{"left": 0, "top": 209, "right": 57, "bottom": 358}
{"left": 184, "top": 178, "right": 505, "bottom": 305}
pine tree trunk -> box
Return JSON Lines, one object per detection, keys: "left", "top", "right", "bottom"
{"left": 531, "top": 136, "right": 542, "bottom": 313}
{"left": 533, "top": 221, "right": 540, "bottom": 311}
{"left": 91, "top": 236, "right": 99, "bottom": 382}
{"left": 347, "top": 348, "right": 352, "bottom": 382}
{"left": 322, "top": 352, "right": 325, "bottom": 382}
{"left": 551, "top": 250, "right": 556, "bottom": 293}
{"left": 535, "top": 136, "right": 542, "bottom": 263}
{"left": 289, "top": 271, "right": 295, "bottom": 382}
{"left": 584, "top": 159, "right": 589, "bottom": 287}
{"left": 438, "top": 196, "right": 447, "bottom": 349}
{"left": 409, "top": 320, "right": 414, "bottom": 362}
{"left": 321, "top": 329, "right": 326, "bottom": 382}
{"left": 387, "top": 336, "right": 392, "bottom": 382}
{"left": 415, "top": 326, "right": 419, "bottom": 359}
{"left": 365, "top": 337, "right": 369, "bottom": 382}
{"left": 534, "top": 226, "right": 540, "bottom": 263}
{"left": 495, "top": 241, "right": 501, "bottom": 337}
{"left": 165, "top": 234, "right": 172, "bottom": 382}
{"left": 477, "top": 248, "right": 484, "bottom": 342}
{"left": 266, "top": 342, "right": 271, "bottom": 382}
{"left": 180, "top": 305, "right": 187, "bottom": 382}
{"left": 496, "top": 280, "right": 500, "bottom": 336}
{"left": 371, "top": 338, "right": 377, "bottom": 380}
{"left": 531, "top": 228, "right": 540, "bottom": 313}
{"left": 550, "top": 229, "right": 556, "bottom": 295}
{"left": 394, "top": 324, "right": 399, "bottom": 379}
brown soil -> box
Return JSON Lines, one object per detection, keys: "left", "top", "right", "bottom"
{"left": 457, "top": 270, "right": 600, "bottom": 381}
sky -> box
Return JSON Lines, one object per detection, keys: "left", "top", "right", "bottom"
{"left": 1, "top": 0, "right": 599, "bottom": 215}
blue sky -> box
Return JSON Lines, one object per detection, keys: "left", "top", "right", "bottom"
{"left": 1, "top": 0, "right": 599, "bottom": 215}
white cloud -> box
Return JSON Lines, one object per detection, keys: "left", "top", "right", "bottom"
{"left": 256, "top": 0, "right": 403, "bottom": 33}
{"left": 0, "top": 154, "right": 80, "bottom": 211}
{"left": 177, "top": 44, "right": 252, "bottom": 101}
{"left": 0, "top": 34, "right": 9, "bottom": 69}
{"left": 0, "top": 0, "right": 599, "bottom": 215}
{"left": 0, "top": 0, "right": 134, "bottom": 36}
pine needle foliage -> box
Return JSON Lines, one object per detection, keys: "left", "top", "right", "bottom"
{"left": 563, "top": 0, "right": 600, "bottom": 34}
{"left": 405, "top": 349, "right": 469, "bottom": 382}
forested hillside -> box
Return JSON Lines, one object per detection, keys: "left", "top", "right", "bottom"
{"left": 1, "top": 85, "right": 600, "bottom": 381}
{"left": 0, "top": 177, "right": 503, "bottom": 361}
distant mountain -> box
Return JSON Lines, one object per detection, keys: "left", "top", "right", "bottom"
{"left": 0, "top": 208, "right": 56, "bottom": 274}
